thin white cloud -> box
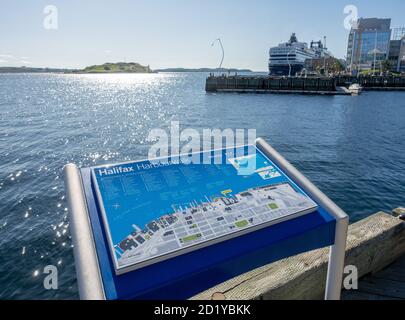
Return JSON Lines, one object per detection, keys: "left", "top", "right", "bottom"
{"left": 0, "top": 59, "right": 8, "bottom": 63}
{"left": 104, "top": 50, "right": 112, "bottom": 54}
{"left": 20, "top": 60, "right": 32, "bottom": 65}
{"left": 0, "top": 54, "right": 13, "bottom": 59}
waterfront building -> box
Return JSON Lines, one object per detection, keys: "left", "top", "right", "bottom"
{"left": 346, "top": 18, "right": 392, "bottom": 73}
{"left": 400, "top": 41, "right": 405, "bottom": 73}
{"left": 388, "top": 28, "right": 405, "bottom": 73}
{"left": 388, "top": 38, "right": 405, "bottom": 72}
{"left": 392, "top": 27, "right": 405, "bottom": 41}
{"left": 268, "top": 33, "right": 329, "bottom": 76}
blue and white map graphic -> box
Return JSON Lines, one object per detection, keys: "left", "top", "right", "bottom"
{"left": 92, "top": 145, "right": 318, "bottom": 273}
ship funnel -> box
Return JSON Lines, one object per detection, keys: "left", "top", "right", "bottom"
{"left": 289, "top": 33, "right": 298, "bottom": 43}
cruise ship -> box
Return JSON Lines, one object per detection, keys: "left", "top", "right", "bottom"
{"left": 269, "top": 33, "right": 328, "bottom": 76}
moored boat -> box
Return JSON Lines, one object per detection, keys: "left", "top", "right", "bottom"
{"left": 348, "top": 83, "right": 363, "bottom": 95}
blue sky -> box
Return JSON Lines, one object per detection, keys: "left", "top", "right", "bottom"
{"left": 0, "top": 0, "right": 404, "bottom": 70}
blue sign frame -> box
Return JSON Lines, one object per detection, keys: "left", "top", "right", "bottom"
{"left": 64, "top": 138, "right": 349, "bottom": 300}
{"left": 90, "top": 145, "right": 320, "bottom": 275}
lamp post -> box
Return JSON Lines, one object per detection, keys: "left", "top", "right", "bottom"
{"left": 369, "top": 48, "right": 382, "bottom": 75}
{"left": 397, "top": 55, "right": 402, "bottom": 73}
{"left": 350, "top": 31, "right": 356, "bottom": 74}
{"left": 357, "top": 34, "right": 364, "bottom": 77}
{"left": 372, "top": 29, "right": 379, "bottom": 75}
{"left": 287, "top": 50, "right": 293, "bottom": 77}
{"left": 398, "top": 39, "right": 405, "bottom": 73}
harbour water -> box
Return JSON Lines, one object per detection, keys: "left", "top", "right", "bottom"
{"left": 1, "top": 72, "right": 405, "bottom": 299}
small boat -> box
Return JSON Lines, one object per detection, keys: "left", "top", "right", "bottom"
{"left": 348, "top": 83, "right": 362, "bottom": 95}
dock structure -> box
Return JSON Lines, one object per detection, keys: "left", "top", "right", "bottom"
{"left": 192, "top": 209, "right": 405, "bottom": 300}
{"left": 342, "top": 207, "right": 405, "bottom": 300}
{"left": 336, "top": 75, "right": 405, "bottom": 89}
{"left": 205, "top": 75, "right": 405, "bottom": 95}
{"left": 342, "top": 255, "right": 405, "bottom": 300}
{"left": 205, "top": 75, "right": 343, "bottom": 95}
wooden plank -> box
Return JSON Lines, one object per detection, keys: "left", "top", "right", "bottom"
{"left": 372, "top": 266, "right": 405, "bottom": 283}
{"left": 356, "top": 277, "right": 405, "bottom": 299}
{"left": 343, "top": 254, "right": 405, "bottom": 300}
{"left": 393, "top": 256, "right": 405, "bottom": 268}
{"left": 342, "top": 290, "right": 402, "bottom": 300}
{"left": 192, "top": 212, "right": 405, "bottom": 300}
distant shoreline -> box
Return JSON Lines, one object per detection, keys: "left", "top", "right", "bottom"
{"left": 155, "top": 68, "right": 253, "bottom": 73}
{"left": 0, "top": 67, "right": 75, "bottom": 74}
{"left": 0, "top": 65, "right": 256, "bottom": 74}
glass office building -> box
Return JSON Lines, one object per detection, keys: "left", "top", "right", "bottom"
{"left": 389, "top": 39, "right": 405, "bottom": 72}
{"left": 389, "top": 28, "right": 405, "bottom": 73}
{"left": 347, "top": 18, "right": 392, "bottom": 72}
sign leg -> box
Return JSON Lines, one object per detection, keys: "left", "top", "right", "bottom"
{"left": 64, "top": 164, "right": 105, "bottom": 300}
{"left": 325, "top": 217, "right": 348, "bottom": 300}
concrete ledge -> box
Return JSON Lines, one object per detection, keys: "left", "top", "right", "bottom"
{"left": 191, "top": 211, "right": 405, "bottom": 300}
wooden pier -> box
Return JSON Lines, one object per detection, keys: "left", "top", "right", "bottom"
{"left": 206, "top": 75, "right": 342, "bottom": 95}
{"left": 342, "top": 255, "right": 405, "bottom": 300}
{"left": 192, "top": 209, "right": 405, "bottom": 300}
{"left": 336, "top": 75, "right": 405, "bottom": 88}
{"left": 205, "top": 75, "right": 405, "bottom": 95}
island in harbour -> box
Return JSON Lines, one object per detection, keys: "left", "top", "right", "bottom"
{"left": 76, "top": 62, "right": 154, "bottom": 74}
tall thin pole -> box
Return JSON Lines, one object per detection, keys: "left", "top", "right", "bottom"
{"left": 358, "top": 33, "right": 363, "bottom": 77}
{"left": 323, "top": 36, "right": 327, "bottom": 76}
{"left": 374, "top": 29, "right": 378, "bottom": 75}
{"left": 350, "top": 31, "right": 356, "bottom": 74}
{"left": 398, "top": 40, "right": 404, "bottom": 73}
{"left": 287, "top": 51, "right": 292, "bottom": 77}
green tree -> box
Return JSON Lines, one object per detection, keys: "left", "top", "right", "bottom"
{"left": 381, "top": 60, "right": 392, "bottom": 72}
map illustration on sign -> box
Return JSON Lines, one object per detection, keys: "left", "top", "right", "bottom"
{"left": 91, "top": 145, "right": 318, "bottom": 274}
